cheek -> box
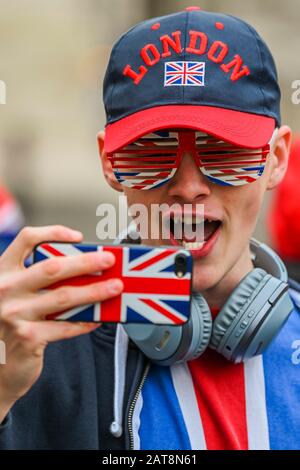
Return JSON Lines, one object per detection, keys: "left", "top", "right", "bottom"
{"left": 125, "top": 188, "right": 173, "bottom": 245}
{"left": 222, "top": 182, "right": 265, "bottom": 232}
{"left": 241, "top": 195, "right": 262, "bottom": 231}
{"left": 124, "top": 189, "right": 161, "bottom": 240}
{"left": 125, "top": 188, "right": 160, "bottom": 206}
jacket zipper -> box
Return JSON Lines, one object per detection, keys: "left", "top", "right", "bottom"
{"left": 127, "top": 362, "right": 150, "bottom": 450}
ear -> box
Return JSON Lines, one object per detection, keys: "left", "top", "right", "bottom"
{"left": 267, "top": 125, "right": 292, "bottom": 191}
{"left": 97, "top": 130, "right": 124, "bottom": 193}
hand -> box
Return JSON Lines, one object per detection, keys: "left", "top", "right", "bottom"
{"left": 0, "top": 225, "right": 123, "bottom": 422}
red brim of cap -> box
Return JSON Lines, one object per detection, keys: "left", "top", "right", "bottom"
{"left": 104, "top": 105, "right": 276, "bottom": 153}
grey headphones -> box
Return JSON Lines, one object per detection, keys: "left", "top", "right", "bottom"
{"left": 123, "top": 238, "right": 294, "bottom": 365}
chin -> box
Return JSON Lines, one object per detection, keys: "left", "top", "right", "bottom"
{"left": 191, "top": 262, "right": 224, "bottom": 293}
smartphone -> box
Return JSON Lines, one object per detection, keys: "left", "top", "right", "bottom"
{"left": 33, "top": 242, "right": 193, "bottom": 325}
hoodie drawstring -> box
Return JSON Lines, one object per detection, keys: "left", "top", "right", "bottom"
{"left": 109, "top": 323, "right": 129, "bottom": 437}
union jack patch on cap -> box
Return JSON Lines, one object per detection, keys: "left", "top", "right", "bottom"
{"left": 164, "top": 61, "right": 205, "bottom": 87}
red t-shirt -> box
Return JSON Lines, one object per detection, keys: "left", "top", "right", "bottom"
{"left": 188, "top": 307, "right": 248, "bottom": 449}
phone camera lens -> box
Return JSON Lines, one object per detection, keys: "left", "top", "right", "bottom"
{"left": 175, "top": 254, "right": 187, "bottom": 277}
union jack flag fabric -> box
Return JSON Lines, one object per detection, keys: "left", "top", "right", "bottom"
{"left": 34, "top": 243, "right": 192, "bottom": 325}
{"left": 131, "top": 290, "right": 300, "bottom": 450}
{"left": 164, "top": 61, "right": 205, "bottom": 87}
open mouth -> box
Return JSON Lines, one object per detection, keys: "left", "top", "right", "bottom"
{"left": 168, "top": 214, "right": 222, "bottom": 253}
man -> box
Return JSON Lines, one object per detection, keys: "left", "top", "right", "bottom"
{"left": 0, "top": 185, "right": 23, "bottom": 254}
{"left": 268, "top": 137, "right": 300, "bottom": 282}
{"left": 0, "top": 7, "right": 299, "bottom": 450}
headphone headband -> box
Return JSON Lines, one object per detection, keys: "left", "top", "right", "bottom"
{"left": 250, "top": 238, "right": 288, "bottom": 282}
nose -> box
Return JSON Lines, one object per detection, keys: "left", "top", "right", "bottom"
{"left": 167, "top": 152, "right": 211, "bottom": 201}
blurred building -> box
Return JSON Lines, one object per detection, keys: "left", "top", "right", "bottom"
{"left": 0, "top": 0, "right": 299, "bottom": 241}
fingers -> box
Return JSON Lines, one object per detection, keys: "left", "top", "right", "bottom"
{"left": 17, "top": 250, "right": 117, "bottom": 292}
{"left": 1, "top": 277, "right": 123, "bottom": 322}
{"left": 0, "top": 225, "right": 83, "bottom": 270}
{"left": 14, "top": 319, "right": 101, "bottom": 344}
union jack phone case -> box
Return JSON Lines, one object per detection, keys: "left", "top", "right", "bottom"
{"left": 33, "top": 243, "right": 193, "bottom": 325}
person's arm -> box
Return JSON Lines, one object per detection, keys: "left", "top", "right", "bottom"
{"left": 0, "top": 225, "right": 123, "bottom": 421}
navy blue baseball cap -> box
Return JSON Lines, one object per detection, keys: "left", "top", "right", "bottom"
{"left": 103, "top": 6, "right": 280, "bottom": 153}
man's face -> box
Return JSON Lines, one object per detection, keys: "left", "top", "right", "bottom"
{"left": 99, "top": 126, "right": 291, "bottom": 299}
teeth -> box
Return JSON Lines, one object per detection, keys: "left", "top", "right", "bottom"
{"left": 182, "top": 241, "right": 205, "bottom": 250}
{"left": 183, "top": 215, "right": 196, "bottom": 224}
{"left": 172, "top": 215, "right": 205, "bottom": 224}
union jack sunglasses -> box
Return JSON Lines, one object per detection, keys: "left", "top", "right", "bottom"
{"left": 107, "top": 130, "right": 277, "bottom": 190}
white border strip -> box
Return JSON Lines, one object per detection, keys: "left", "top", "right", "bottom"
{"left": 244, "top": 355, "right": 270, "bottom": 450}
{"left": 170, "top": 362, "right": 207, "bottom": 450}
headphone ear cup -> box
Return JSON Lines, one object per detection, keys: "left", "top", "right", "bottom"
{"left": 179, "top": 293, "right": 212, "bottom": 362}
{"left": 125, "top": 293, "right": 213, "bottom": 366}
{"left": 210, "top": 268, "right": 267, "bottom": 352}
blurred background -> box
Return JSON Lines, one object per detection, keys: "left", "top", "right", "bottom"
{"left": 0, "top": 0, "right": 299, "bottom": 252}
